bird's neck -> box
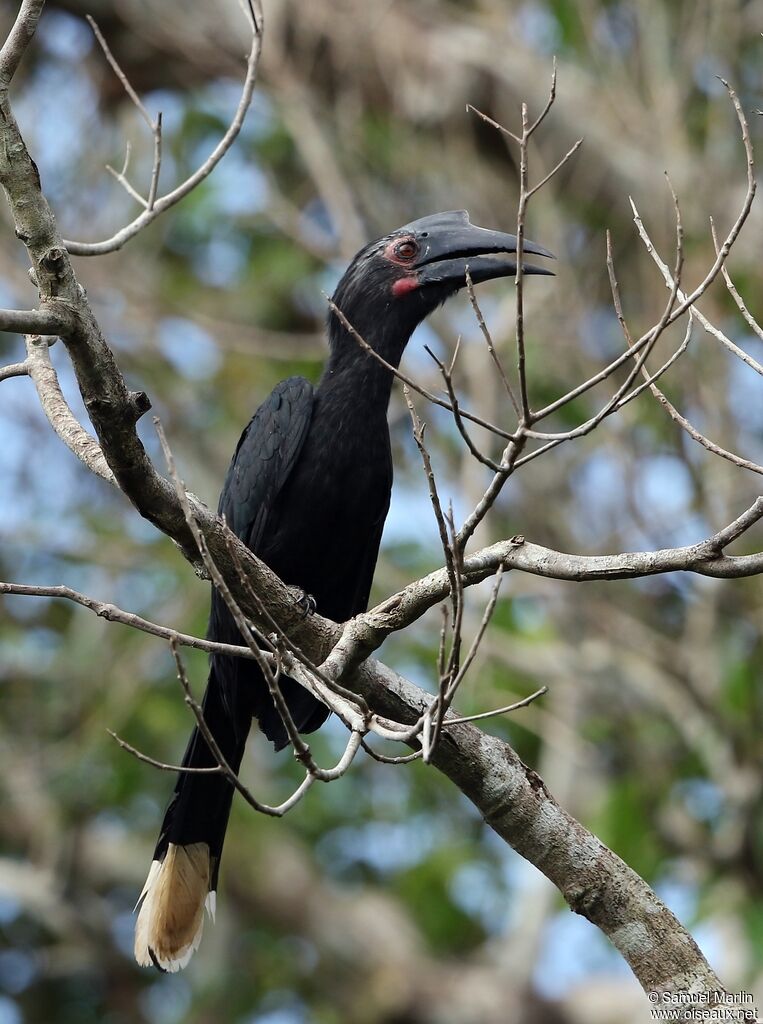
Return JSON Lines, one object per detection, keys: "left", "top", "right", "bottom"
{"left": 318, "top": 317, "right": 411, "bottom": 414}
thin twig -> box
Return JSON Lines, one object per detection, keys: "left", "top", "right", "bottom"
{"left": 710, "top": 217, "right": 763, "bottom": 343}
{"left": 424, "top": 343, "right": 504, "bottom": 471}
{"left": 170, "top": 639, "right": 317, "bottom": 817}
{"left": 530, "top": 79, "right": 756, "bottom": 427}
{"left": 0, "top": 359, "right": 28, "bottom": 381}
{"left": 527, "top": 57, "right": 558, "bottom": 135}
{"left": 632, "top": 201, "right": 763, "bottom": 377}
{"left": 0, "top": 580, "right": 262, "bottom": 659}
{"left": 615, "top": 313, "right": 694, "bottom": 411}
{"left": 464, "top": 268, "right": 521, "bottom": 418}
{"left": 105, "top": 162, "right": 148, "bottom": 209}
{"left": 155, "top": 417, "right": 315, "bottom": 760}
{"left": 147, "top": 111, "right": 163, "bottom": 211}
{"left": 327, "top": 296, "right": 517, "bottom": 442}
{"left": 466, "top": 104, "right": 521, "bottom": 145}
{"left": 444, "top": 566, "right": 504, "bottom": 702}
{"left": 107, "top": 730, "right": 224, "bottom": 774}
{"left": 608, "top": 239, "right": 763, "bottom": 476}
{"left": 64, "top": 3, "right": 262, "bottom": 256}
{"left": 515, "top": 101, "right": 530, "bottom": 422}
{"left": 360, "top": 740, "right": 423, "bottom": 765}
{"left": 527, "top": 138, "right": 584, "bottom": 198}
{"left": 442, "top": 686, "right": 548, "bottom": 727}
{"left": 87, "top": 17, "right": 163, "bottom": 211}
{"left": 86, "top": 16, "right": 154, "bottom": 130}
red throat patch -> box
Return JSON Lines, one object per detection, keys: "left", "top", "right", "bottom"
{"left": 392, "top": 275, "right": 420, "bottom": 297}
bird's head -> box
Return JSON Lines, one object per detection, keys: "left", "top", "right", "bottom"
{"left": 329, "top": 209, "right": 553, "bottom": 360}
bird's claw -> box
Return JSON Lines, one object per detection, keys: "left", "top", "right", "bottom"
{"left": 290, "top": 588, "right": 317, "bottom": 619}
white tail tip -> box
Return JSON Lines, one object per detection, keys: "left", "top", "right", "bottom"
{"left": 134, "top": 842, "right": 213, "bottom": 972}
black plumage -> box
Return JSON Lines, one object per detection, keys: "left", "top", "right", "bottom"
{"left": 134, "top": 210, "right": 553, "bottom": 971}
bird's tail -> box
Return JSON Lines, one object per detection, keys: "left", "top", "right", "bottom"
{"left": 134, "top": 667, "right": 250, "bottom": 972}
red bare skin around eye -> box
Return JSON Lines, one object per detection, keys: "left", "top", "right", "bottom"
{"left": 384, "top": 238, "right": 416, "bottom": 265}
{"left": 392, "top": 276, "right": 420, "bottom": 297}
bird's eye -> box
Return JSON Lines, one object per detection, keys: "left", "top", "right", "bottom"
{"left": 394, "top": 239, "right": 418, "bottom": 260}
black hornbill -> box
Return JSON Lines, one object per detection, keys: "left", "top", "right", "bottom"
{"left": 134, "top": 210, "right": 553, "bottom": 971}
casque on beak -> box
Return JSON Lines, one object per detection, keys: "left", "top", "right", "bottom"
{"left": 405, "top": 210, "right": 554, "bottom": 287}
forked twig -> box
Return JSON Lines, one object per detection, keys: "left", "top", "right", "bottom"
{"left": 64, "top": 1, "right": 263, "bottom": 255}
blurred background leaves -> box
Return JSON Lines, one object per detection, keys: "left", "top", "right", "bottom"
{"left": 0, "top": 1, "right": 762, "bottom": 1022}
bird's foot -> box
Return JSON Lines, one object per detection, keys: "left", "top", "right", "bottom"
{"left": 289, "top": 587, "right": 317, "bottom": 619}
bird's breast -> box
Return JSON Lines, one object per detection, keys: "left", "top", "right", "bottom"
{"left": 259, "top": 410, "right": 392, "bottom": 620}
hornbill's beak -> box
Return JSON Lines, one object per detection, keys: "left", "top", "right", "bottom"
{"left": 409, "top": 210, "right": 554, "bottom": 286}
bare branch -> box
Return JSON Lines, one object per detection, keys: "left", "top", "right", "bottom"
{"left": 530, "top": 320, "right": 663, "bottom": 425}
{"left": 527, "top": 56, "right": 558, "bottom": 135}
{"left": 105, "top": 141, "right": 148, "bottom": 209}
{"left": 360, "top": 741, "right": 422, "bottom": 765}
{"left": 531, "top": 80, "right": 755, "bottom": 429}
{"left": 85, "top": 16, "right": 154, "bottom": 131}
{"left": 515, "top": 102, "right": 531, "bottom": 422}
{"left": 0, "top": 0, "right": 44, "bottom": 85}
{"left": 107, "top": 730, "right": 225, "bottom": 775}
{"left": 637, "top": 378, "right": 763, "bottom": 476}
{"left": 527, "top": 137, "right": 583, "bottom": 198}
{"left": 465, "top": 268, "right": 520, "bottom": 418}
{"left": 0, "top": 359, "right": 28, "bottom": 381}
{"left": 615, "top": 313, "right": 694, "bottom": 411}
{"left": 105, "top": 160, "right": 147, "bottom": 209}
{"left": 710, "top": 219, "right": 763, "bottom": 343}
{"left": 404, "top": 387, "right": 459, "bottom": 601}
{"left": 346, "top": 501, "right": 763, "bottom": 661}
{"left": 443, "top": 685, "right": 548, "bottom": 727}
{"left": 610, "top": 228, "right": 763, "bottom": 476}
{"left": 0, "top": 579, "right": 260, "bottom": 658}
{"left": 455, "top": 439, "right": 523, "bottom": 551}
{"left": 632, "top": 200, "right": 763, "bottom": 377}
{"left": 424, "top": 342, "right": 505, "bottom": 471}
{"left": 147, "top": 110, "right": 163, "bottom": 211}
{"left": 170, "top": 639, "right": 318, "bottom": 818}
{"left": 24, "top": 334, "right": 116, "bottom": 484}
{"left": 466, "top": 103, "right": 521, "bottom": 145}
{"left": 0, "top": 307, "right": 65, "bottom": 335}
{"left": 63, "top": 6, "right": 262, "bottom": 256}
{"left": 520, "top": 177, "right": 685, "bottom": 451}
{"left": 353, "top": 656, "right": 725, "bottom": 1000}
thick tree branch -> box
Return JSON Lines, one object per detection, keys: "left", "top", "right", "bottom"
{"left": 0, "top": 306, "right": 64, "bottom": 335}
{"left": 24, "top": 334, "right": 116, "bottom": 483}
{"left": 353, "top": 658, "right": 725, "bottom": 1005}
{"left": 0, "top": 0, "right": 43, "bottom": 85}
{"left": 0, "top": 570, "right": 729, "bottom": 1003}
{"left": 327, "top": 499, "right": 763, "bottom": 669}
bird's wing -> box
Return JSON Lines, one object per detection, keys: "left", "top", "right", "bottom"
{"left": 218, "top": 375, "right": 314, "bottom": 553}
